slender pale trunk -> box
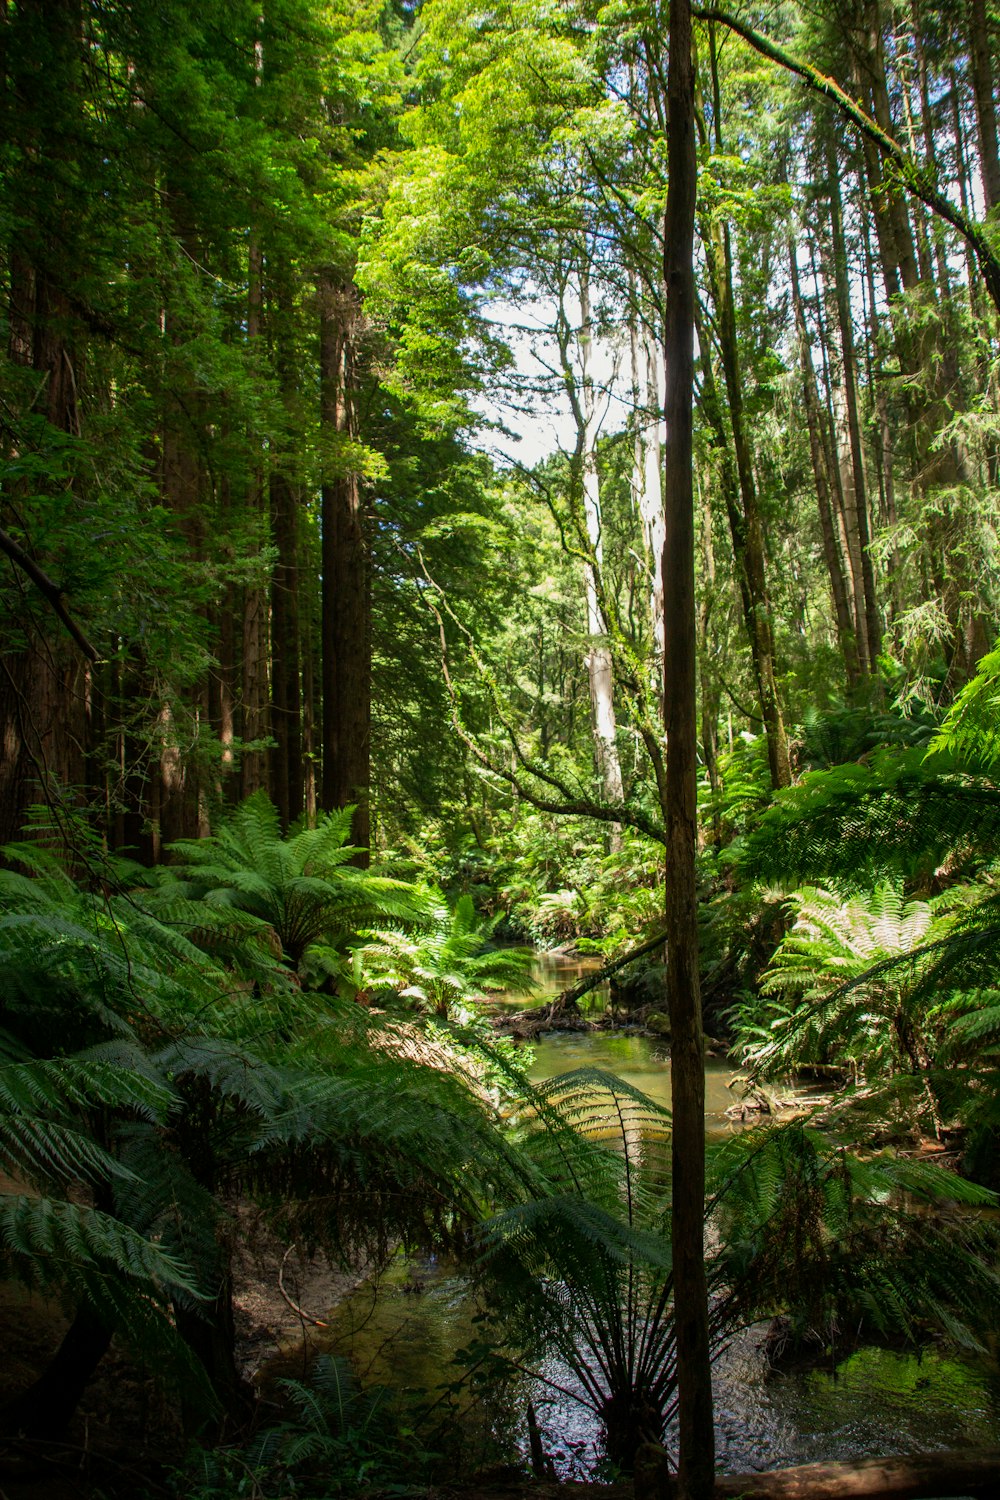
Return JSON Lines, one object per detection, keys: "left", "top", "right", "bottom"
{"left": 663, "top": 1, "right": 714, "bottom": 1494}
{"left": 628, "top": 275, "right": 666, "bottom": 673}
{"left": 579, "top": 262, "right": 625, "bottom": 836}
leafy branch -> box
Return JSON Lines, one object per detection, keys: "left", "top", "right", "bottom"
{"left": 693, "top": 6, "right": 1000, "bottom": 316}
{"left": 414, "top": 548, "right": 666, "bottom": 843}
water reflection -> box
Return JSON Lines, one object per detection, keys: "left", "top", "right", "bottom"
{"left": 529, "top": 1031, "right": 740, "bottom": 1133}
{"left": 314, "top": 1253, "right": 1000, "bottom": 1476}
{"left": 274, "top": 981, "right": 1000, "bottom": 1476}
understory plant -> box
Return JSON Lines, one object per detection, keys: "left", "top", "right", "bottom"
{"left": 734, "top": 883, "right": 973, "bottom": 1131}
{"left": 358, "top": 890, "right": 535, "bottom": 1019}
{"left": 731, "top": 642, "right": 1000, "bottom": 1159}
{"left": 155, "top": 790, "right": 421, "bottom": 973}
{"left": 472, "top": 1067, "right": 1000, "bottom": 1472}
{"left": 0, "top": 817, "right": 534, "bottom": 1439}
{"left": 170, "top": 1355, "right": 442, "bottom": 1499}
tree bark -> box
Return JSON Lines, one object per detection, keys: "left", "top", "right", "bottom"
{"left": 240, "top": 227, "right": 270, "bottom": 801}
{"left": 318, "top": 274, "right": 370, "bottom": 857}
{"left": 700, "top": 32, "right": 791, "bottom": 789}
{"left": 662, "top": 1, "right": 714, "bottom": 1494}
{"left": 967, "top": 0, "right": 1000, "bottom": 214}
{"left": 0, "top": 0, "right": 90, "bottom": 848}
{"left": 788, "top": 235, "right": 860, "bottom": 689}
{"left": 579, "top": 259, "right": 625, "bottom": 840}
{"left": 824, "top": 136, "right": 882, "bottom": 674}
{"left": 0, "top": 1304, "right": 112, "bottom": 1440}
{"left": 629, "top": 276, "right": 666, "bottom": 676}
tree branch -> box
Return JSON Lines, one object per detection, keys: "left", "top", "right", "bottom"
{"left": 693, "top": 6, "right": 1000, "bottom": 317}
{"left": 0, "top": 526, "right": 99, "bottom": 663}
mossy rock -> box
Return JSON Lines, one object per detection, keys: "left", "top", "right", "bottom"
{"left": 646, "top": 1010, "right": 671, "bottom": 1035}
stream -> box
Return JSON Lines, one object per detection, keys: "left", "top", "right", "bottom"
{"left": 273, "top": 956, "right": 1000, "bottom": 1478}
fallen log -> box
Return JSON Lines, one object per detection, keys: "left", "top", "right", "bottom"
{"left": 549, "top": 930, "right": 667, "bottom": 1014}
{"left": 714, "top": 1449, "right": 1000, "bottom": 1499}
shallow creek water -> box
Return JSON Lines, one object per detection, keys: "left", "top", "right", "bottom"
{"left": 276, "top": 956, "right": 1000, "bottom": 1477}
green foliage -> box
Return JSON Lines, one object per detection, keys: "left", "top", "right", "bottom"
{"left": 739, "top": 747, "right": 1000, "bottom": 889}
{"left": 710, "top": 1121, "right": 1000, "bottom": 1357}
{"left": 0, "top": 813, "right": 537, "bottom": 1428}
{"left": 477, "top": 1066, "right": 676, "bottom": 1470}
{"left": 473, "top": 1064, "right": 1000, "bottom": 1470}
{"left": 736, "top": 884, "right": 962, "bottom": 1099}
{"left": 169, "top": 1353, "right": 452, "bottom": 1498}
{"left": 157, "top": 791, "right": 422, "bottom": 969}
{"left": 359, "top": 890, "right": 535, "bottom": 1019}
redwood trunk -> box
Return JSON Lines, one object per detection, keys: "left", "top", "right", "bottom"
{"left": 318, "top": 275, "right": 370, "bottom": 857}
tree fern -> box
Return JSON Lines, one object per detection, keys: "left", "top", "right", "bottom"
{"left": 158, "top": 790, "right": 423, "bottom": 969}
{"left": 708, "top": 1121, "right": 1000, "bottom": 1356}
{"left": 736, "top": 885, "right": 961, "bottom": 1113}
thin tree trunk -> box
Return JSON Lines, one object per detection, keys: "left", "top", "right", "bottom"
{"left": 0, "top": 1304, "right": 112, "bottom": 1440}
{"left": 629, "top": 274, "right": 666, "bottom": 675}
{"left": 579, "top": 260, "right": 625, "bottom": 840}
{"left": 967, "top": 0, "right": 1000, "bottom": 213}
{"left": 700, "top": 33, "right": 790, "bottom": 789}
{"left": 825, "top": 134, "right": 882, "bottom": 674}
{"left": 663, "top": 0, "right": 714, "bottom": 1493}
{"left": 270, "top": 472, "right": 302, "bottom": 829}
{"left": 694, "top": 293, "right": 790, "bottom": 789}
{"left": 0, "top": 0, "right": 90, "bottom": 847}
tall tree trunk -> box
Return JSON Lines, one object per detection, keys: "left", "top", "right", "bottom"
{"left": 825, "top": 137, "right": 882, "bottom": 674}
{"left": 240, "top": 146, "right": 270, "bottom": 801}
{"left": 700, "top": 33, "right": 791, "bottom": 789}
{"left": 268, "top": 270, "right": 303, "bottom": 827}
{"left": 0, "top": 0, "right": 90, "bottom": 847}
{"left": 270, "top": 472, "right": 302, "bottom": 829}
{"left": 628, "top": 275, "right": 666, "bottom": 676}
{"left": 967, "top": 0, "right": 1000, "bottom": 213}
{"left": 694, "top": 285, "right": 790, "bottom": 790}
{"left": 788, "top": 234, "right": 861, "bottom": 689}
{"left": 579, "top": 260, "right": 625, "bottom": 839}
{"left": 663, "top": 1, "right": 714, "bottom": 1494}
{"left": 318, "top": 274, "right": 370, "bottom": 858}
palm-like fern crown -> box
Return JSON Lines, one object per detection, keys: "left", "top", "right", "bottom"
{"left": 158, "top": 791, "right": 421, "bottom": 967}
{"left": 732, "top": 640, "right": 1000, "bottom": 1108}
{"left": 737, "top": 884, "right": 966, "bottom": 1081}
{"left": 708, "top": 1121, "right": 1000, "bottom": 1353}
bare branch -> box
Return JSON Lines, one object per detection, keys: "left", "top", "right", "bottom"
{"left": 0, "top": 525, "right": 100, "bottom": 663}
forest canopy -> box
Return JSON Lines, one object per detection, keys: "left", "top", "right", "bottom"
{"left": 5, "top": 1, "right": 1000, "bottom": 1498}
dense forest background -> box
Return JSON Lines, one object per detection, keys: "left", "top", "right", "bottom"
{"left": 6, "top": 1, "right": 1000, "bottom": 1497}
{"left": 7, "top": 0, "right": 1000, "bottom": 868}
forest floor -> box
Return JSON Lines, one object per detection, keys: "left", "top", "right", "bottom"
{"left": 0, "top": 1208, "right": 370, "bottom": 1499}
